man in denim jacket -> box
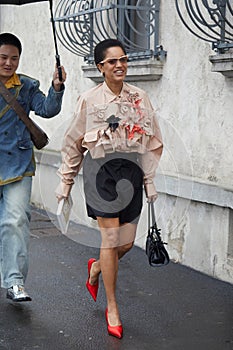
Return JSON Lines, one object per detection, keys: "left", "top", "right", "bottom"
{"left": 0, "top": 33, "right": 66, "bottom": 302}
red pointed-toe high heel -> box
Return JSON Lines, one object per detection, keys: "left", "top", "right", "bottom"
{"left": 105, "top": 308, "right": 123, "bottom": 339}
{"left": 86, "top": 258, "right": 99, "bottom": 302}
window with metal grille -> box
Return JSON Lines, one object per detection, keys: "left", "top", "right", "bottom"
{"left": 175, "top": 0, "right": 233, "bottom": 53}
{"left": 54, "top": 0, "right": 165, "bottom": 63}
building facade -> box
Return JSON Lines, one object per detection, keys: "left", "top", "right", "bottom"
{"left": 0, "top": 1, "right": 232, "bottom": 283}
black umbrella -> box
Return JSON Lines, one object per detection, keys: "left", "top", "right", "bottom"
{"left": 0, "top": 0, "right": 62, "bottom": 80}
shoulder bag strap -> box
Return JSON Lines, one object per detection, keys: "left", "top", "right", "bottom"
{"left": 0, "top": 80, "right": 39, "bottom": 134}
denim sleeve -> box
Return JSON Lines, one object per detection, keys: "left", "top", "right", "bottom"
{"left": 29, "top": 79, "right": 65, "bottom": 118}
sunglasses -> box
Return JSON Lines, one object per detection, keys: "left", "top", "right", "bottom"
{"left": 99, "top": 55, "right": 128, "bottom": 65}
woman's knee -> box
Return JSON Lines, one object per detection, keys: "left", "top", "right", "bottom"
{"left": 120, "top": 241, "right": 134, "bottom": 254}
{"left": 100, "top": 228, "right": 120, "bottom": 248}
{"left": 98, "top": 217, "right": 121, "bottom": 248}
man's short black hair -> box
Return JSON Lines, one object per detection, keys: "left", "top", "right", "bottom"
{"left": 0, "top": 33, "right": 22, "bottom": 56}
{"left": 94, "top": 38, "right": 127, "bottom": 66}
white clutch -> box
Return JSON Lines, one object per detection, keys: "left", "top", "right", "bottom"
{"left": 56, "top": 195, "right": 73, "bottom": 234}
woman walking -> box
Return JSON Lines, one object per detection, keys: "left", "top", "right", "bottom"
{"left": 57, "top": 38, "right": 163, "bottom": 338}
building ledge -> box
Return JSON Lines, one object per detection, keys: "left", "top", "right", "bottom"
{"left": 209, "top": 52, "right": 233, "bottom": 78}
{"left": 81, "top": 58, "right": 164, "bottom": 82}
{"left": 35, "top": 150, "right": 233, "bottom": 209}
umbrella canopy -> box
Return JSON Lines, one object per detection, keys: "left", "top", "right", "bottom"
{"left": 0, "top": 0, "right": 62, "bottom": 80}
{"left": 0, "top": 1, "right": 46, "bottom": 4}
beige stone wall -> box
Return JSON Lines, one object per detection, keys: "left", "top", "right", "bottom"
{"left": 157, "top": 1, "right": 233, "bottom": 190}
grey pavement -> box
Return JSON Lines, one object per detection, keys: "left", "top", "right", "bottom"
{"left": 0, "top": 206, "right": 233, "bottom": 350}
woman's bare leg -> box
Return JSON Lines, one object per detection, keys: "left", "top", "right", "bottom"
{"left": 89, "top": 219, "right": 137, "bottom": 325}
{"left": 97, "top": 217, "right": 120, "bottom": 325}
{"left": 89, "top": 221, "right": 137, "bottom": 284}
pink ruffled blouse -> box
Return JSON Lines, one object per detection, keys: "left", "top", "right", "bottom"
{"left": 57, "top": 81, "right": 163, "bottom": 198}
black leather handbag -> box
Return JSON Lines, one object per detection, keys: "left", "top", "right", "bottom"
{"left": 146, "top": 202, "right": 170, "bottom": 267}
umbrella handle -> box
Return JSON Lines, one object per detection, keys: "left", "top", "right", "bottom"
{"left": 49, "top": 0, "right": 62, "bottom": 82}
{"left": 56, "top": 55, "right": 63, "bottom": 82}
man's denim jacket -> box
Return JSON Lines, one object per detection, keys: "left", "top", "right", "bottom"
{"left": 0, "top": 74, "right": 65, "bottom": 185}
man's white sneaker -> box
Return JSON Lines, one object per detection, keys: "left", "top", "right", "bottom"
{"left": 6, "top": 285, "right": 32, "bottom": 302}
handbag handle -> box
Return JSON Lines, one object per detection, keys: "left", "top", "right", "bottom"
{"left": 148, "top": 202, "right": 162, "bottom": 241}
{"left": 148, "top": 202, "right": 158, "bottom": 231}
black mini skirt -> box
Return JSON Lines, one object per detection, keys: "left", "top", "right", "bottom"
{"left": 83, "top": 152, "right": 144, "bottom": 224}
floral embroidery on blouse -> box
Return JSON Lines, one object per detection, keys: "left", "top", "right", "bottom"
{"left": 82, "top": 89, "right": 158, "bottom": 158}
{"left": 123, "top": 92, "right": 146, "bottom": 139}
{"left": 105, "top": 115, "right": 121, "bottom": 132}
{"left": 90, "top": 91, "right": 154, "bottom": 141}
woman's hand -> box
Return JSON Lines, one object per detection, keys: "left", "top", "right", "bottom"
{"left": 56, "top": 194, "right": 68, "bottom": 203}
{"left": 147, "top": 194, "right": 158, "bottom": 203}
{"left": 55, "top": 182, "right": 71, "bottom": 203}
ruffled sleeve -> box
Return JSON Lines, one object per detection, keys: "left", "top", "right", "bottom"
{"left": 137, "top": 93, "right": 163, "bottom": 198}
{"left": 139, "top": 135, "right": 163, "bottom": 198}
{"left": 56, "top": 95, "right": 87, "bottom": 197}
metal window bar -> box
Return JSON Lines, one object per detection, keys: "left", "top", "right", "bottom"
{"left": 54, "top": 0, "right": 165, "bottom": 63}
{"left": 175, "top": 0, "right": 233, "bottom": 53}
